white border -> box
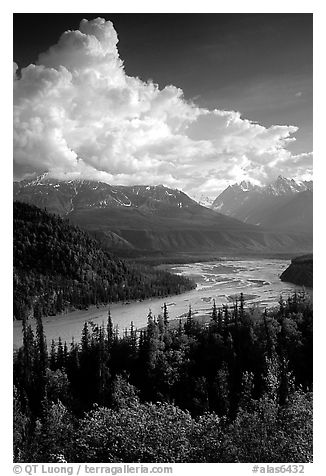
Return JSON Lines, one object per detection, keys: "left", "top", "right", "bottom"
{"left": 3, "top": 1, "right": 324, "bottom": 473}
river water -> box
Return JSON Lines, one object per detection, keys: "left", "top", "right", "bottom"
{"left": 13, "top": 258, "right": 308, "bottom": 349}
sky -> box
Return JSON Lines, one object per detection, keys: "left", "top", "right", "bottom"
{"left": 13, "top": 13, "right": 313, "bottom": 197}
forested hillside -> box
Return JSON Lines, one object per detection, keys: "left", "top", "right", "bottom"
{"left": 280, "top": 254, "right": 313, "bottom": 288}
{"left": 13, "top": 202, "right": 195, "bottom": 320}
{"left": 14, "top": 293, "right": 312, "bottom": 462}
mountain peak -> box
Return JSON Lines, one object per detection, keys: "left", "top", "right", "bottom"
{"left": 21, "top": 172, "right": 49, "bottom": 186}
{"left": 266, "top": 176, "right": 312, "bottom": 196}
{"left": 13, "top": 177, "right": 197, "bottom": 215}
{"left": 239, "top": 180, "right": 255, "bottom": 192}
{"left": 210, "top": 175, "right": 312, "bottom": 233}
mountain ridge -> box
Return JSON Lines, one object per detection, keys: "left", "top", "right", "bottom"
{"left": 14, "top": 175, "right": 199, "bottom": 216}
{"left": 211, "top": 176, "right": 313, "bottom": 232}
{"left": 13, "top": 175, "right": 312, "bottom": 255}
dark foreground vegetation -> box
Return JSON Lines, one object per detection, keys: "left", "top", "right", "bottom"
{"left": 13, "top": 202, "right": 195, "bottom": 320}
{"left": 14, "top": 292, "right": 312, "bottom": 463}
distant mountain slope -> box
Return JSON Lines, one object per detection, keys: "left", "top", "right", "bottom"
{"left": 13, "top": 176, "right": 312, "bottom": 254}
{"left": 258, "top": 190, "right": 312, "bottom": 232}
{"left": 13, "top": 174, "right": 199, "bottom": 215}
{"left": 13, "top": 201, "right": 195, "bottom": 320}
{"left": 280, "top": 254, "right": 313, "bottom": 288}
{"left": 189, "top": 193, "right": 215, "bottom": 208}
{"left": 211, "top": 176, "right": 313, "bottom": 232}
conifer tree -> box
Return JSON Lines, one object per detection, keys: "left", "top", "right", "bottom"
{"left": 113, "top": 325, "right": 119, "bottom": 343}
{"left": 147, "top": 309, "right": 153, "bottom": 323}
{"left": 234, "top": 299, "right": 239, "bottom": 326}
{"left": 157, "top": 314, "right": 165, "bottom": 336}
{"left": 27, "top": 309, "right": 48, "bottom": 411}
{"left": 223, "top": 305, "right": 230, "bottom": 329}
{"left": 278, "top": 294, "right": 285, "bottom": 320}
{"left": 97, "top": 325, "right": 109, "bottom": 405}
{"left": 35, "top": 312, "right": 47, "bottom": 374}
{"left": 81, "top": 322, "right": 90, "bottom": 355}
{"left": 22, "top": 317, "right": 35, "bottom": 395}
{"left": 107, "top": 308, "right": 113, "bottom": 347}
{"left": 147, "top": 309, "right": 156, "bottom": 337}
{"left": 50, "top": 340, "right": 56, "bottom": 370}
{"left": 217, "top": 309, "right": 223, "bottom": 335}
{"left": 130, "top": 321, "right": 137, "bottom": 352}
{"left": 184, "top": 304, "right": 194, "bottom": 335}
{"left": 57, "top": 337, "right": 64, "bottom": 369}
{"left": 63, "top": 342, "right": 68, "bottom": 366}
{"left": 138, "top": 329, "right": 147, "bottom": 367}
{"left": 163, "top": 303, "right": 169, "bottom": 327}
{"left": 66, "top": 339, "right": 79, "bottom": 385}
{"left": 138, "top": 329, "right": 144, "bottom": 349}
{"left": 263, "top": 309, "right": 273, "bottom": 357}
{"left": 292, "top": 291, "right": 298, "bottom": 313}
{"left": 239, "top": 293, "right": 245, "bottom": 321}
{"left": 211, "top": 299, "right": 218, "bottom": 322}
{"left": 178, "top": 318, "right": 183, "bottom": 336}
{"left": 278, "top": 358, "right": 294, "bottom": 405}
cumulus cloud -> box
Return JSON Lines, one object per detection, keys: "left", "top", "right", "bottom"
{"left": 13, "top": 17, "right": 313, "bottom": 196}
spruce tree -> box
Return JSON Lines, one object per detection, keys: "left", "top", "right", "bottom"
{"left": 184, "top": 304, "right": 193, "bottom": 335}
{"left": 97, "top": 325, "right": 109, "bottom": 405}
{"left": 178, "top": 318, "right": 183, "bottom": 336}
{"left": 66, "top": 339, "right": 80, "bottom": 388}
{"left": 63, "top": 342, "right": 68, "bottom": 367}
{"left": 130, "top": 321, "right": 138, "bottom": 352}
{"left": 36, "top": 313, "right": 47, "bottom": 370}
{"left": 81, "top": 322, "right": 90, "bottom": 355}
{"left": 107, "top": 308, "right": 113, "bottom": 347}
{"left": 157, "top": 314, "right": 165, "bottom": 336}
{"left": 217, "top": 309, "right": 223, "bottom": 335}
{"left": 211, "top": 299, "right": 218, "bottom": 322}
{"left": 223, "top": 305, "right": 230, "bottom": 328}
{"left": 163, "top": 303, "right": 169, "bottom": 327}
{"left": 50, "top": 340, "right": 56, "bottom": 370}
{"left": 57, "top": 337, "right": 64, "bottom": 369}
{"left": 278, "top": 294, "right": 285, "bottom": 320}
{"left": 22, "top": 317, "right": 35, "bottom": 399}
{"left": 234, "top": 299, "right": 239, "bottom": 326}
{"left": 147, "top": 309, "right": 156, "bottom": 338}
{"left": 263, "top": 308, "right": 273, "bottom": 357}
{"left": 239, "top": 293, "right": 245, "bottom": 321}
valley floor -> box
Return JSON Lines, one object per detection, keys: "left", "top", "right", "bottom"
{"left": 124, "top": 249, "right": 310, "bottom": 266}
{"left": 13, "top": 257, "right": 310, "bottom": 350}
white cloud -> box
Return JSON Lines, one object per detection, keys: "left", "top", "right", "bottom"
{"left": 13, "top": 18, "right": 313, "bottom": 196}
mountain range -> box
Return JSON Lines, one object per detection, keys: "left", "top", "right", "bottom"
{"left": 211, "top": 176, "right": 312, "bottom": 232}
{"left": 13, "top": 174, "right": 312, "bottom": 256}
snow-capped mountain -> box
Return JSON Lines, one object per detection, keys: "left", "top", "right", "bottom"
{"left": 263, "top": 176, "right": 313, "bottom": 196}
{"left": 190, "top": 193, "right": 215, "bottom": 208}
{"left": 13, "top": 174, "right": 197, "bottom": 215}
{"left": 211, "top": 176, "right": 313, "bottom": 232}
{"left": 13, "top": 175, "right": 312, "bottom": 254}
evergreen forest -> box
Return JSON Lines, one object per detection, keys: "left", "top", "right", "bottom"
{"left": 13, "top": 293, "right": 312, "bottom": 463}
{"left": 14, "top": 201, "right": 195, "bottom": 320}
